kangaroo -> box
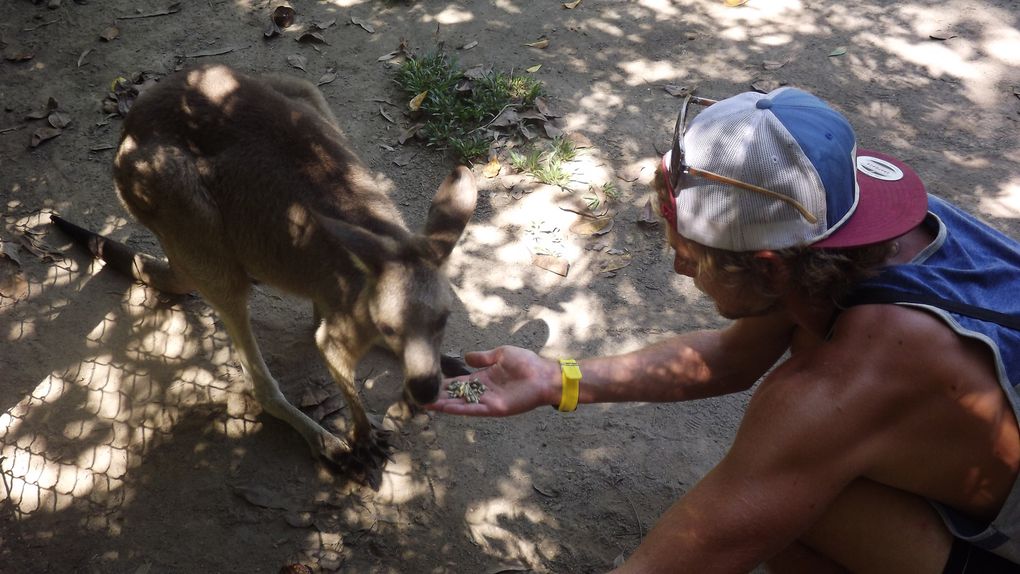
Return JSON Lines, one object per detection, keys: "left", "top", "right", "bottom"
{"left": 50, "top": 64, "right": 477, "bottom": 488}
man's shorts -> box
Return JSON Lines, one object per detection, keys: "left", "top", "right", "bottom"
{"left": 944, "top": 538, "right": 1020, "bottom": 574}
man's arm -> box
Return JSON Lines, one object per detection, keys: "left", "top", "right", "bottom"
{"left": 429, "top": 312, "right": 795, "bottom": 416}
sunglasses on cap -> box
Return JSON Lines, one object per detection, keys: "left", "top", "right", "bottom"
{"left": 659, "top": 95, "right": 818, "bottom": 230}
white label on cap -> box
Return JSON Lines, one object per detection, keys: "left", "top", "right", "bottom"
{"left": 857, "top": 156, "right": 904, "bottom": 181}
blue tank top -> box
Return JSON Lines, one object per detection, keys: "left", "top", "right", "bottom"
{"left": 844, "top": 195, "right": 1020, "bottom": 561}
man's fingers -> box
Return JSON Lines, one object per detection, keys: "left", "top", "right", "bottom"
{"left": 464, "top": 348, "right": 499, "bottom": 368}
{"left": 425, "top": 398, "right": 494, "bottom": 416}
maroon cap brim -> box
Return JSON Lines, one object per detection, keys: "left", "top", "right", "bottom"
{"left": 811, "top": 149, "right": 929, "bottom": 249}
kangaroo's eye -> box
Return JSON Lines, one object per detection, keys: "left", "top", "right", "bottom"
{"left": 379, "top": 324, "right": 397, "bottom": 338}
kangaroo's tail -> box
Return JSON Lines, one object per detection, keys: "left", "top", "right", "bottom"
{"left": 50, "top": 214, "right": 195, "bottom": 295}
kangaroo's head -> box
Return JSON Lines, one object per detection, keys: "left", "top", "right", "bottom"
{"left": 316, "top": 166, "right": 477, "bottom": 405}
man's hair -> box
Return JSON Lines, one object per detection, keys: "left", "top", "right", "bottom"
{"left": 653, "top": 167, "right": 894, "bottom": 301}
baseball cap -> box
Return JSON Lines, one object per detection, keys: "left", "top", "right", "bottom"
{"left": 660, "top": 87, "right": 929, "bottom": 251}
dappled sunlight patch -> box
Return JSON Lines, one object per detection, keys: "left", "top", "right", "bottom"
{"left": 374, "top": 451, "right": 430, "bottom": 505}
{"left": 1, "top": 267, "right": 252, "bottom": 522}
{"left": 978, "top": 178, "right": 1020, "bottom": 219}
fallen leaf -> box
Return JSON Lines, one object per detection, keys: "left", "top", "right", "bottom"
{"left": 488, "top": 108, "right": 520, "bottom": 128}
{"left": 408, "top": 91, "right": 428, "bottom": 111}
{"left": 750, "top": 79, "right": 781, "bottom": 93}
{"left": 724, "top": 0, "right": 749, "bottom": 5}
{"left": 828, "top": 46, "right": 847, "bottom": 57}
{"left": 930, "top": 28, "right": 957, "bottom": 41}
{"left": 532, "top": 254, "right": 569, "bottom": 277}
{"left": 397, "top": 123, "right": 422, "bottom": 144}
{"left": 532, "top": 483, "right": 560, "bottom": 497}
{"left": 638, "top": 199, "right": 659, "bottom": 225}
{"left": 0, "top": 241, "right": 29, "bottom": 302}
{"left": 77, "top": 48, "right": 91, "bottom": 68}
{"left": 463, "top": 64, "right": 492, "bottom": 80}
{"left": 562, "top": 0, "right": 582, "bottom": 7}
{"left": 286, "top": 54, "right": 307, "bottom": 72}
{"left": 379, "top": 106, "right": 395, "bottom": 124}
{"left": 99, "top": 24, "right": 120, "bottom": 42}
{"left": 3, "top": 48, "right": 34, "bottom": 62}
{"left": 544, "top": 123, "right": 563, "bottom": 138}
{"left": 460, "top": 40, "right": 478, "bottom": 50}
{"left": 312, "top": 18, "right": 337, "bottom": 30}
{"left": 316, "top": 70, "right": 336, "bottom": 86}
{"left": 377, "top": 50, "right": 402, "bottom": 61}
{"left": 25, "top": 97, "right": 59, "bottom": 120}
{"left": 482, "top": 157, "right": 501, "bottom": 178}
{"left": 185, "top": 46, "right": 236, "bottom": 58}
{"left": 664, "top": 84, "right": 695, "bottom": 97}
{"left": 526, "top": 64, "right": 542, "bottom": 73}
{"left": 599, "top": 251, "right": 632, "bottom": 273}
{"left": 534, "top": 96, "right": 559, "bottom": 117}
{"left": 762, "top": 60, "right": 787, "bottom": 70}
{"left": 392, "top": 149, "right": 416, "bottom": 167}
{"left": 569, "top": 216, "right": 614, "bottom": 236}
{"left": 297, "top": 31, "right": 327, "bottom": 44}
{"left": 350, "top": 16, "right": 374, "bottom": 34}
{"left": 47, "top": 111, "right": 71, "bottom": 129}
{"left": 30, "top": 127, "right": 62, "bottom": 147}
{"left": 525, "top": 37, "right": 549, "bottom": 49}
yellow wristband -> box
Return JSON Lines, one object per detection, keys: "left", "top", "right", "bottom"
{"left": 557, "top": 358, "right": 581, "bottom": 412}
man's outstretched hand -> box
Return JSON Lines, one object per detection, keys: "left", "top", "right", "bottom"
{"left": 428, "top": 346, "right": 560, "bottom": 417}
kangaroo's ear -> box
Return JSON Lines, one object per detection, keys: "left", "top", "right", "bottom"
{"left": 424, "top": 166, "right": 477, "bottom": 263}
{"left": 313, "top": 211, "right": 398, "bottom": 276}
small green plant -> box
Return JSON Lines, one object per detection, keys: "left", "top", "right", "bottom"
{"left": 509, "top": 136, "right": 578, "bottom": 188}
{"left": 395, "top": 50, "right": 545, "bottom": 162}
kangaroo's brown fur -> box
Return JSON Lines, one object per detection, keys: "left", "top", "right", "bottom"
{"left": 51, "top": 64, "right": 477, "bottom": 488}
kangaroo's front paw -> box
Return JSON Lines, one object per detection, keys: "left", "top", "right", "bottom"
{"left": 346, "top": 426, "right": 394, "bottom": 490}
{"left": 314, "top": 425, "right": 393, "bottom": 490}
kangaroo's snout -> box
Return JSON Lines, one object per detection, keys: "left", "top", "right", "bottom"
{"left": 406, "top": 375, "right": 441, "bottom": 405}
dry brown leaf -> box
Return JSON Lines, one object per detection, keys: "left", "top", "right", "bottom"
{"left": 460, "top": 40, "right": 478, "bottom": 50}
{"left": 751, "top": 79, "right": 781, "bottom": 93}
{"left": 482, "top": 157, "right": 501, "bottom": 178}
{"left": 25, "top": 97, "right": 58, "bottom": 120}
{"left": 532, "top": 254, "right": 569, "bottom": 277}
{"left": 99, "top": 25, "right": 120, "bottom": 42}
{"left": 762, "top": 60, "right": 787, "bottom": 70}
{"left": 30, "top": 127, "right": 62, "bottom": 147}
{"left": 525, "top": 37, "right": 549, "bottom": 49}
{"left": 599, "top": 252, "right": 632, "bottom": 273}
{"left": 286, "top": 54, "right": 307, "bottom": 71}
{"left": 316, "top": 69, "right": 337, "bottom": 86}
{"left": 544, "top": 123, "right": 564, "bottom": 139}
{"left": 569, "top": 216, "right": 614, "bottom": 236}
{"left": 312, "top": 18, "right": 337, "bottom": 30}
{"left": 350, "top": 16, "right": 374, "bottom": 34}
{"left": 297, "top": 31, "right": 327, "bottom": 44}
{"left": 563, "top": 0, "right": 582, "bottom": 8}
{"left": 664, "top": 84, "right": 695, "bottom": 97}
{"left": 930, "top": 28, "right": 957, "bottom": 40}
{"left": 47, "top": 111, "right": 71, "bottom": 129}
{"left": 638, "top": 199, "right": 659, "bottom": 226}
{"left": 379, "top": 106, "right": 395, "bottom": 124}
{"left": 77, "top": 48, "right": 91, "bottom": 68}
{"left": 534, "top": 96, "right": 559, "bottom": 117}
{"left": 3, "top": 48, "right": 34, "bottom": 62}
{"left": 526, "top": 64, "right": 542, "bottom": 73}
{"left": 377, "top": 50, "right": 401, "bottom": 61}
{"left": 408, "top": 91, "right": 428, "bottom": 111}
{"left": 0, "top": 240, "right": 29, "bottom": 302}
{"left": 397, "top": 123, "right": 423, "bottom": 145}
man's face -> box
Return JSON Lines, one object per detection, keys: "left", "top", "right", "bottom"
{"left": 665, "top": 225, "right": 782, "bottom": 320}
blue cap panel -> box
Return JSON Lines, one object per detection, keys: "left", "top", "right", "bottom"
{"left": 768, "top": 89, "right": 857, "bottom": 229}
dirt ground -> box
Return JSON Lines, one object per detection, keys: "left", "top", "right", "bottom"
{"left": 1, "top": 0, "right": 1018, "bottom": 572}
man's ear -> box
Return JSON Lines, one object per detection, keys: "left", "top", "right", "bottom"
{"left": 754, "top": 250, "right": 792, "bottom": 293}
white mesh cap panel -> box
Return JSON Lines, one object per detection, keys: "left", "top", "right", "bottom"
{"left": 674, "top": 92, "right": 829, "bottom": 251}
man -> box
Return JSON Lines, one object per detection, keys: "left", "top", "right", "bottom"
{"left": 428, "top": 87, "right": 1020, "bottom": 573}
